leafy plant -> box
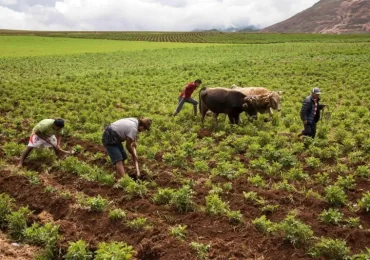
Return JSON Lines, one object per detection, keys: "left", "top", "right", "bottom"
{"left": 23, "top": 170, "right": 40, "bottom": 184}
{"left": 3, "top": 142, "right": 24, "bottom": 157}
{"left": 64, "top": 240, "right": 93, "bottom": 260}
{"left": 356, "top": 165, "right": 370, "bottom": 178}
{"left": 277, "top": 212, "right": 313, "bottom": 246}
{"left": 60, "top": 157, "right": 114, "bottom": 185}
{"left": 95, "top": 241, "right": 135, "bottom": 260}
{"left": 345, "top": 217, "right": 361, "bottom": 228}
{"left": 23, "top": 222, "right": 60, "bottom": 254}
{"left": 250, "top": 157, "right": 270, "bottom": 172}
{"left": 352, "top": 248, "right": 370, "bottom": 260}
{"left": 152, "top": 188, "right": 175, "bottom": 205}
{"left": 205, "top": 194, "right": 229, "bottom": 216}
{"left": 44, "top": 185, "right": 58, "bottom": 193}
{"left": 223, "top": 182, "right": 232, "bottom": 192}
{"left": 314, "top": 172, "right": 330, "bottom": 185}
{"left": 358, "top": 192, "right": 370, "bottom": 213}
{"left": 283, "top": 167, "right": 309, "bottom": 181}
{"left": 325, "top": 185, "right": 347, "bottom": 206}
{"left": 6, "top": 206, "right": 31, "bottom": 240}
{"left": 252, "top": 215, "right": 276, "bottom": 234}
{"left": 169, "top": 185, "right": 195, "bottom": 213}
{"left": 273, "top": 180, "right": 296, "bottom": 192}
{"left": 208, "top": 185, "right": 224, "bottom": 195}
{"left": 189, "top": 241, "right": 211, "bottom": 260}
{"left": 335, "top": 175, "right": 355, "bottom": 190}
{"left": 170, "top": 224, "right": 187, "bottom": 240}
{"left": 193, "top": 160, "right": 209, "bottom": 172}
{"left": 0, "top": 193, "right": 14, "bottom": 228}
{"left": 309, "top": 237, "right": 351, "bottom": 259}
{"left": 117, "top": 175, "right": 148, "bottom": 199}
{"left": 226, "top": 210, "right": 243, "bottom": 224}
{"left": 318, "top": 208, "right": 343, "bottom": 225}
{"left": 243, "top": 191, "right": 258, "bottom": 202}
{"left": 108, "top": 209, "right": 126, "bottom": 220}
{"left": 248, "top": 174, "right": 267, "bottom": 188}
{"left": 305, "top": 156, "right": 321, "bottom": 168}
{"left": 125, "top": 217, "right": 150, "bottom": 231}
{"left": 261, "top": 204, "right": 279, "bottom": 214}
{"left": 80, "top": 195, "right": 108, "bottom": 212}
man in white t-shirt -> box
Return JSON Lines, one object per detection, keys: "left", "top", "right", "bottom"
{"left": 102, "top": 117, "right": 152, "bottom": 179}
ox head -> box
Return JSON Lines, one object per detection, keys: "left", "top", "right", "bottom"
{"left": 269, "top": 91, "right": 282, "bottom": 111}
{"left": 242, "top": 96, "right": 259, "bottom": 118}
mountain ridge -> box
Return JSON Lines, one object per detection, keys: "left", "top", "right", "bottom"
{"left": 263, "top": 0, "right": 370, "bottom": 34}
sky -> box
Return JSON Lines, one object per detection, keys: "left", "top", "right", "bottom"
{"left": 0, "top": 0, "right": 320, "bottom": 31}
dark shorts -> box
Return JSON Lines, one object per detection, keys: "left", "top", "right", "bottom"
{"left": 104, "top": 143, "right": 128, "bottom": 165}
{"left": 102, "top": 126, "right": 127, "bottom": 164}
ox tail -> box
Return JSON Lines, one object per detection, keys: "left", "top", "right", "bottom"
{"left": 199, "top": 87, "right": 207, "bottom": 114}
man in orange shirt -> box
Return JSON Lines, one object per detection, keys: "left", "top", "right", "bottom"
{"left": 172, "top": 79, "right": 202, "bottom": 117}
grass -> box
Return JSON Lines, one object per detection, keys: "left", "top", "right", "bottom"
{"left": 0, "top": 36, "right": 217, "bottom": 57}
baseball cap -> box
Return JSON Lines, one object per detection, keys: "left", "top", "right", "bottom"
{"left": 140, "top": 118, "right": 152, "bottom": 130}
{"left": 312, "top": 87, "right": 322, "bottom": 94}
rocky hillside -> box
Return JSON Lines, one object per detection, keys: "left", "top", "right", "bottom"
{"left": 263, "top": 0, "right": 370, "bottom": 34}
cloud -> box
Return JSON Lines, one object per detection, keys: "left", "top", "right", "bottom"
{"left": 0, "top": 0, "right": 17, "bottom": 5}
{"left": 0, "top": 0, "right": 320, "bottom": 31}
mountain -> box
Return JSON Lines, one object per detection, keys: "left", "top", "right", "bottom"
{"left": 192, "top": 25, "right": 259, "bottom": 33}
{"left": 263, "top": 0, "right": 370, "bottom": 34}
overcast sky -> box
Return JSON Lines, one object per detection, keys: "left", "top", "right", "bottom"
{"left": 0, "top": 0, "right": 320, "bottom": 31}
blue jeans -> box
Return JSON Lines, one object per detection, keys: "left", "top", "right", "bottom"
{"left": 175, "top": 97, "right": 198, "bottom": 113}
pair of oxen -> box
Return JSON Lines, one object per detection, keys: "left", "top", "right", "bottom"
{"left": 199, "top": 85, "right": 283, "bottom": 125}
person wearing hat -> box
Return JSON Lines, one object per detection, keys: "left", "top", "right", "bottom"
{"left": 299, "top": 87, "right": 326, "bottom": 138}
{"left": 102, "top": 117, "right": 152, "bottom": 179}
{"left": 18, "top": 118, "right": 68, "bottom": 167}
{"left": 172, "top": 79, "right": 202, "bottom": 117}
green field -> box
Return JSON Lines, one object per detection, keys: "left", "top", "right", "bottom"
{"left": 2, "top": 30, "right": 370, "bottom": 44}
{"left": 1, "top": 34, "right": 370, "bottom": 259}
{"left": 0, "top": 36, "right": 215, "bottom": 57}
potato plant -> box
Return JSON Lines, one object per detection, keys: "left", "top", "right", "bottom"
{"left": 1, "top": 34, "right": 370, "bottom": 259}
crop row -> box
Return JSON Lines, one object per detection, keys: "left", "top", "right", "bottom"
{"left": 2, "top": 30, "right": 370, "bottom": 44}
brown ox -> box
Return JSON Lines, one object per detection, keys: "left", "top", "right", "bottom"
{"left": 231, "top": 85, "right": 283, "bottom": 121}
{"left": 199, "top": 87, "right": 258, "bottom": 126}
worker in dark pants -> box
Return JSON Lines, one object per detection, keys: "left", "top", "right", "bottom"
{"left": 299, "top": 87, "right": 326, "bottom": 138}
{"left": 102, "top": 117, "right": 152, "bottom": 179}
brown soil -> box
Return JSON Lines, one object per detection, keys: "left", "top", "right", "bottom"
{"left": 0, "top": 137, "right": 369, "bottom": 259}
{"left": 197, "top": 129, "right": 212, "bottom": 139}
{"left": 0, "top": 231, "right": 40, "bottom": 260}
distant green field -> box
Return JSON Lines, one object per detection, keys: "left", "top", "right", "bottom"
{"left": 0, "top": 36, "right": 215, "bottom": 57}
{"left": 2, "top": 30, "right": 370, "bottom": 44}
{"left": 46, "top": 31, "right": 370, "bottom": 44}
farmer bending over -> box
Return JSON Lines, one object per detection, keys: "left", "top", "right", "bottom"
{"left": 299, "top": 87, "right": 326, "bottom": 138}
{"left": 102, "top": 117, "right": 152, "bottom": 179}
{"left": 172, "top": 79, "right": 202, "bottom": 117}
{"left": 18, "top": 118, "right": 70, "bottom": 167}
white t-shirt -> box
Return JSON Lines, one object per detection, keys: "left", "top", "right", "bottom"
{"left": 110, "top": 118, "right": 138, "bottom": 142}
